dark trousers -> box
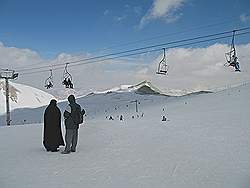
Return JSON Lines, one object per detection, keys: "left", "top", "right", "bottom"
{"left": 64, "top": 129, "right": 78, "bottom": 152}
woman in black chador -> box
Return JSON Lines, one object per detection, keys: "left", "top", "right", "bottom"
{"left": 43, "top": 99, "right": 65, "bottom": 152}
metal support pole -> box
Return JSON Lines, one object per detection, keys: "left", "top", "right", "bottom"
{"left": 131, "top": 100, "right": 139, "bottom": 113}
{"left": 0, "top": 69, "right": 18, "bottom": 126}
{"left": 5, "top": 78, "right": 10, "bottom": 126}
{"left": 135, "top": 100, "right": 138, "bottom": 113}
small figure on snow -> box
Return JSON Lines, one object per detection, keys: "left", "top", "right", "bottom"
{"left": 162, "top": 115, "right": 167, "bottom": 122}
{"left": 120, "top": 115, "right": 123, "bottom": 121}
{"left": 109, "top": 116, "right": 114, "bottom": 120}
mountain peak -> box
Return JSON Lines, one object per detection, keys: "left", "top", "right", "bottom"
{"left": 89, "top": 80, "right": 163, "bottom": 96}
{"left": 129, "top": 80, "right": 162, "bottom": 95}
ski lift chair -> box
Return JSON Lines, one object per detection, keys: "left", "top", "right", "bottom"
{"left": 156, "top": 48, "right": 169, "bottom": 75}
{"left": 62, "top": 63, "right": 74, "bottom": 88}
{"left": 224, "top": 30, "right": 241, "bottom": 72}
{"left": 44, "top": 69, "right": 53, "bottom": 89}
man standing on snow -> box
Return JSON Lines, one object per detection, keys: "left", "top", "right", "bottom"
{"left": 62, "top": 95, "right": 83, "bottom": 154}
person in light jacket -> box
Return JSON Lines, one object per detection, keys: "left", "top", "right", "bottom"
{"left": 62, "top": 95, "right": 82, "bottom": 154}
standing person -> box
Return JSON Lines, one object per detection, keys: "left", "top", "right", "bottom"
{"left": 43, "top": 99, "right": 65, "bottom": 152}
{"left": 62, "top": 95, "right": 83, "bottom": 154}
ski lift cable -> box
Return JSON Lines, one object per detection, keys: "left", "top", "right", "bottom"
{"left": 19, "top": 30, "right": 250, "bottom": 76}
{"left": 95, "top": 16, "right": 244, "bottom": 52}
{"left": 15, "top": 16, "right": 248, "bottom": 71}
{"left": 18, "top": 27, "right": 249, "bottom": 72}
{"left": 16, "top": 15, "right": 250, "bottom": 69}
{"left": 16, "top": 27, "right": 250, "bottom": 73}
{"left": 20, "top": 31, "right": 250, "bottom": 76}
{"left": 66, "top": 30, "right": 250, "bottom": 68}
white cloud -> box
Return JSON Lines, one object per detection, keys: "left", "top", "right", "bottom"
{"left": 240, "top": 13, "right": 250, "bottom": 22}
{"left": 104, "top": 9, "right": 109, "bottom": 16}
{"left": 0, "top": 42, "right": 48, "bottom": 70}
{"left": 140, "top": 0, "right": 187, "bottom": 28}
{"left": 134, "top": 6, "right": 142, "bottom": 15}
{"left": 114, "top": 15, "right": 127, "bottom": 22}
{"left": 136, "top": 43, "right": 250, "bottom": 91}
{"left": 1, "top": 42, "right": 250, "bottom": 97}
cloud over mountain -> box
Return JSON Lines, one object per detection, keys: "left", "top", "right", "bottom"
{"left": 1, "top": 41, "right": 250, "bottom": 98}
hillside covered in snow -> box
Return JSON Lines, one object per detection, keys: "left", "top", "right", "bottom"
{"left": 0, "top": 81, "right": 55, "bottom": 115}
{"left": 0, "top": 82, "right": 249, "bottom": 188}
{"left": 0, "top": 80, "right": 214, "bottom": 125}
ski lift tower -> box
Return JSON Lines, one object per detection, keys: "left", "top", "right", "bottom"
{"left": 130, "top": 100, "right": 140, "bottom": 113}
{"left": 0, "top": 69, "right": 18, "bottom": 126}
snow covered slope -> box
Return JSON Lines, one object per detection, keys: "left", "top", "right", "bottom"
{"left": 0, "top": 83, "right": 249, "bottom": 188}
{"left": 0, "top": 80, "right": 234, "bottom": 125}
{"left": 0, "top": 86, "right": 171, "bottom": 125}
{"left": 0, "top": 80, "right": 172, "bottom": 125}
{"left": 0, "top": 81, "right": 55, "bottom": 115}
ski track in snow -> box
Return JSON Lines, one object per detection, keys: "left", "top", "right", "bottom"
{"left": 0, "top": 84, "right": 250, "bottom": 188}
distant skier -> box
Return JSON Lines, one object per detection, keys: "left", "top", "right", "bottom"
{"left": 62, "top": 95, "right": 84, "bottom": 154}
{"left": 43, "top": 99, "right": 65, "bottom": 152}
{"left": 120, "top": 115, "right": 123, "bottom": 121}
{"left": 162, "top": 115, "right": 167, "bottom": 121}
{"left": 109, "top": 116, "right": 114, "bottom": 120}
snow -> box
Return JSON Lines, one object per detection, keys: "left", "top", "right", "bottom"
{"left": 0, "top": 81, "right": 55, "bottom": 115}
{"left": 0, "top": 83, "right": 250, "bottom": 188}
{"left": 91, "top": 80, "right": 162, "bottom": 95}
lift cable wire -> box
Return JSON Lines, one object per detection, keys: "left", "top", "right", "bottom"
{"left": 16, "top": 15, "right": 245, "bottom": 69}
{"left": 19, "top": 30, "right": 250, "bottom": 76}
{"left": 17, "top": 27, "right": 250, "bottom": 73}
{"left": 18, "top": 29, "right": 250, "bottom": 76}
{"left": 100, "top": 16, "right": 245, "bottom": 52}
{"left": 17, "top": 27, "right": 250, "bottom": 74}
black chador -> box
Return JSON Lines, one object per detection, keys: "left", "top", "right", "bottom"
{"left": 43, "top": 99, "right": 65, "bottom": 152}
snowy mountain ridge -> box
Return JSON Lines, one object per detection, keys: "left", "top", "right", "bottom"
{"left": 87, "top": 80, "right": 213, "bottom": 97}
{"left": 91, "top": 80, "right": 162, "bottom": 95}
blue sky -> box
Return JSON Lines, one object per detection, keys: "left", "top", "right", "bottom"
{"left": 0, "top": 0, "right": 250, "bottom": 95}
{"left": 0, "top": 0, "right": 250, "bottom": 59}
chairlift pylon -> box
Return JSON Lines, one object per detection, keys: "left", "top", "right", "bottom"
{"left": 156, "top": 48, "right": 169, "bottom": 75}
{"left": 44, "top": 69, "right": 53, "bottom": 89}
{"left": 224, "top": 30, "right": 241, "bottom": 72}
{"left": 62, "top": 63, "right": 74, "bottom": 89}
